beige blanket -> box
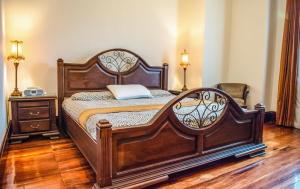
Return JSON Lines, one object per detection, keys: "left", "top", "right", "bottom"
{"left": 79, "top": 104, "right": 165, "bottom": 127}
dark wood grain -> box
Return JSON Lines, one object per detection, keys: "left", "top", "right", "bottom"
{"left": 57, "top": 49, "right": 168, "bottom": 128}
{"left": 1, "top": 124, "right": 300, "bottom": 188}
{"left": 9, "top": 96, "right": 60, "bottom": 143}
{"left": 19, "top": 119, "right": 50, "bottom": 133}
{"left": 18, "top": 100, "right": 49, "bottom": 108}
{"left": 97, "top": 120, "right": 113, "bottom": 187}
{"left": 62, "top": 88, "right": 266, "bottom": 188}
{"left": 63, "top": 111, "right": 97, "bottom": 171}
{"left": 18, "top": 107, "right": 50, "bottom": 120}
{"left": 57, "top": 50, "right": 266, "bottom": 188}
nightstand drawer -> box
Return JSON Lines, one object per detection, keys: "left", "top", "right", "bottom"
{"left": 18, "top": 101, "right": 49, "bottom": 108}
{"left": 19, "top": 119, "right": 50, "bottom": 133}
{"left": 18, "top": 107, "right": 50, "bottom": 120}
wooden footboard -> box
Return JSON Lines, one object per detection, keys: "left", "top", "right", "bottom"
{"left": 93, "top": 88, "right": 266, "bottom": 189}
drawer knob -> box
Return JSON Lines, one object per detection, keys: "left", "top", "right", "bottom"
{"left": 30, "top": 124, "right": 40, "bottom": 129}
{"left": 29, "top": 111, "right": 40, "bottom": 116}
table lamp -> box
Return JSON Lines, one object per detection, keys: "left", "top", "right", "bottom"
{"left": 7, "top": 40, "right": 25, "bottom": 96}
{"left": 180, "top": 49, "right": 190, "bottom": 91}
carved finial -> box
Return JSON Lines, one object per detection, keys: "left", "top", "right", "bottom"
{"left": 57, "top": 58, "right": 64, "bottom": 65}
{"left": 97, "top": 119, "right": 112, "bottom": 129}
{"left": 255, "top": 103, "right": 265, "bottom": 110}
{"left": 163, "top": 63, "right": 168, "bottom": 67}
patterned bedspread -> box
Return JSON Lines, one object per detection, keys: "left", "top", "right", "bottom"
{"left": 62, "top": 90, "right": 175, "bottom": 139}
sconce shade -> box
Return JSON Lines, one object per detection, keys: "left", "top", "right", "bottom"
{"left": 180, "top": 49, "right": 190, "bottom": 91}
{"left": 180, "top": 49, "right": 189, "bottom": 69}
{"left": 7, "top": 40, "right": 25, "bottom": 64}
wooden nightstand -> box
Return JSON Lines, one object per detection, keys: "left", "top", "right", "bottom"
{"left": 9, "top": 96, "right": 60, "bottom": 143}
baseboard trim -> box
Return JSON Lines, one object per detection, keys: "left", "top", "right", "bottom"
{"left": 0, "top": 121, "right": 11, "bottom": 180}
{"left": 265, "top": 111, "right": 276, "bottom": 124}
{"left": 0, "top": 121, "right": 11, "bottom": 159}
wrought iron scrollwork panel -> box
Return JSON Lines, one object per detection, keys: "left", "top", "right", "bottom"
{"left": 172, "top": 91, "right": 228, "bottom": 129}
{"left": 98, "top": 50, "right": 138, "bottom": 73}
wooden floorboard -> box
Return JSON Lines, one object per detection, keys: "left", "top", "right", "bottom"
{"left": 1, "top": 124, "right": 300, "bottom": 189}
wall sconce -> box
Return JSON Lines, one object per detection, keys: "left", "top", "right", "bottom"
{"left": 180, "top": 49, "right": 190, "bottom": 91}
{"left": 7, "top": 40, "right": 25, "bottom": 96}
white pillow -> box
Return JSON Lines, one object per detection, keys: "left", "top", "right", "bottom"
{"left": 107, "top": 84, "right": 153, "bottom": 100}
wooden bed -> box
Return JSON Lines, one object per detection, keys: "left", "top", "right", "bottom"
{"left": 57, "top": 49, "right": 266, "bottom": 189}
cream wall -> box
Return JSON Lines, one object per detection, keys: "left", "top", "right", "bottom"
{"left": 265, "top": 0, "right": 286, "bottom": 111}
{"left": 4, "top": 0, "right": 191, "bottom": 95}
{"left": 199, "top": 0, "right": 286, "bottom": 110}
{"left": 2, "top": 0, "right": 287, "bottom": 115}
{"left": 224, "top": 0, "right": 271, "bottom": 109}
{"left": 176, "top": 0, "right": 205, "bottom": 89}
{"left": 203, "top": 0, "right": 231, "bottom": 87}
{"left": 0, "top": 0, "right": 7, "bottom": 147}
{"left": 222, "top": 0, "right": 286, "bottom": 110}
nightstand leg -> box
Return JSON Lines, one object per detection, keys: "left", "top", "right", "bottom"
{"left": 42, "top": 131, "right": 60, "bottom": 140}
{"left": 10, "top": 135, "right": 30, "bottom": 144}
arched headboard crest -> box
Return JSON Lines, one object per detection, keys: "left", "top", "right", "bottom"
{"left": 57, "top": 48, "right": 168, "bottom": 101}
{"left": 98, "top": 50, "right": 139, "bottom": 73}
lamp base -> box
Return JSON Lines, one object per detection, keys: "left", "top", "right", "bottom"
{"left": 11, "top": 89, "right": 22, "bottom": 97}
{"left": 182, "top": 85, "right": 188, "bottom": 91}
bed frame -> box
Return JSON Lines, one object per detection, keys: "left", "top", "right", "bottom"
{"left": 57, "top": 49, "right": 266, "bottom": 189}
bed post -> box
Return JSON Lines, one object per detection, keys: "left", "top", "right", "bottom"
{"left": 254, "top": 103, "right": 265, "bottom": 144}
{"left": 57, "top": 58, "right": 64, "bottom": 134}
{"left": 163, "top": 63, "right": 168, "bottom": 90}
{"left": 95, "top": 120, "right": 113, "bottom": 188}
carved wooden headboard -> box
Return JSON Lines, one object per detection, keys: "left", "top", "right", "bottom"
{"left": 57, "top": 48, "right": 168, "bottom": 128}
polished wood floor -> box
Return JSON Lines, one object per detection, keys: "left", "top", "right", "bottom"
{"left": 1, "top": 123, "right": 300, "bottom": 189}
